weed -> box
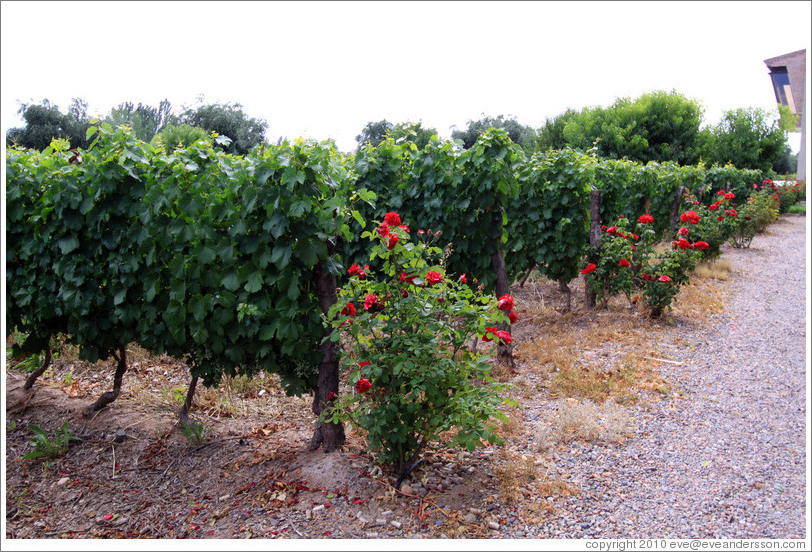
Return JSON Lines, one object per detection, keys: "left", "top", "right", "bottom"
{"left": 24, "top": 422, "right": 82, "bottom": 460}
{"left": 161, "top": 386, "right": 186, "bottom": 407}
{"left": 180, "top": 420, "right": 210, "bottom": 446}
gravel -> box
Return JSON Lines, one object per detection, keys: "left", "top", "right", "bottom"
{"left": 524, "top": 215, "right": 807, "bottom": 539}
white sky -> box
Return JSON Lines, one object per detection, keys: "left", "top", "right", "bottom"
{"left": 1, "top": 1, "right": 810, "bottom": 153}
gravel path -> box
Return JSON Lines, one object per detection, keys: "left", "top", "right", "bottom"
{"left": 530, "top": 215, "right": 808, "bottom": 539}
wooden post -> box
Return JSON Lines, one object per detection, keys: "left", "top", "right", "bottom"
{"left": 585, "top": 188, "right": 602, "bottom": 309}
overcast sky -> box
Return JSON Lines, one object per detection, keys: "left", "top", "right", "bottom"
{"left": 1, "top": 1, "right": 810, "bottom": 153}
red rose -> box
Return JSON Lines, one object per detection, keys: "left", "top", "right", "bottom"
{"left": 459, "top": 274, "right": 467, "bottom": 284}
{"left": 637, "top": 214, "right": 654, "bottom": 224}
{"left": 678, "top": 227, "right": 689, "bottom": 236}
{"left": 717, "top": 216, "right": 724, "bottom": 221}
{"left": 401, "top": 288, "right": 409, "bottom": 298}
{"left": 495, "top": 330, "right": 512, "bottom": 345}
{"left": 347, "top": 263, "right": 360, "bottom": 275}
{"left": 363, "top": 293, "right": 378, "bottom": 310}
{"left": 341, "top": 302, "right": 357, "bottom": 316}
{"left": 708, "top": 203, "right": 718, "bottom": 211}
{"left": 481, "top": 327, "right": 497, "bottom": 342}
{"left": 358, "top": 269, "right": 367, "bottom": 280}
{"left": 383, "top": 212, "right": 401, "bottom": 226}
{"left": 417, "top": 229, "right": 425, "bottom": 235}
{"left": 508, "top": 311, "right": 518, "bottom": 324}
{"left": 693, "top": 241, "right": 709, "bottom": 251}
{"left": 355, "top": 379, "right": 372, "bottom": 394}
{"left": 659, "top": 275, "right": 671, "bottom": 283}
{"left": 497, "top": 294, "right": 514, "bottom": 311}
{"left": 641, "top": 272, "right": 653, "bottom": 281}
{"left": 726, "top": 209, "right": 738, "bottom": 218}
{"left": 717, "top": 190, "right": 726, "bottom": 196}
{"left": 378, "top": 223, "right": 390, "bottom": 237}
{"left": 677, "top": 238, "right": 690, "bottom": 250}
{"left": 724, "top": 192, "right": 735, "bottom": 200}
{"left": 400, "top": 272, "right": 416, "bottom": 284}
{"left": 398, "top": 224, "right": 410, "bottom": 233}
{"left": 327, "top": 391, "right": 336, "bottom": 401}
{"left": 359, "top": 361, "right": 371, "bottom": 368}
{"left": 619, "top": 259, "right": 631, "bottom": 268}
{"left": 387, "top": 234, "right": 398, "bottom": 249}
{"left": 581, "top": 263, "right": 597, "bottom": 275}
{"left": 426, "top": 270, "right": 443, "bottom": 286}
{"left": 607, "top": 226, "right": 618, "bottom": 235}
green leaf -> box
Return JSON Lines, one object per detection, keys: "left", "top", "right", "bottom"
{"left": 198, "top": 246, "right": 216, "bottom": 264}
{"left": 270, "top": 245, "right": 292, "bottom": 269}
{"left": 244, "top": 271, "right": 264, "bottom": 293}
{"left": 113, "top": 290, "right": 127, "bottom": 306}
{"left": 58, "top": 236, "right": 79, "bottom": 254}
{"left": 222, "top": 271, "right": 240, "bottom": 292}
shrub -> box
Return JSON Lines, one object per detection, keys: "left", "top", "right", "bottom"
{"left": 583, "top": 212, "right": 700, "bottom": 317}
{"left": 324, "top": 212, "right": 512, "bottom": 481}
{"left": 678, "top": 191, "right": 737, "bottom": 260}
{"left": 729, "top": 189, "right": 779, "bottom": 247}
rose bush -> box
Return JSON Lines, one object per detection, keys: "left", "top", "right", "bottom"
{"left": 323, "top": 212, "right": 513, "bottom": 482}
{"left": 582, "top": 213, "right": 700, "bottom": 317}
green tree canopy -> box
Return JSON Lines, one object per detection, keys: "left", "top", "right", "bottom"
{"left": 699, "top": 107, "right": 788, "bottom": 173}
{"left": 104, "top": 99, "right": 175, "bottom": 142}
{"left": 6, "top": 98, "right": 92, "bottom": 150}
{"left": 355, "top": 119, "right": 394, "bottom": 149}
{"left": 178, "top": 101, "right": 268, "bottom": 155}
{"left": 355, "top": 120, "right": 438, "bottom": 151}
{"left": 150, "top": 124, "right": 212, "bottom": 152}
{"left": 451, "top": 114, "right": 537, "bottom": 151}
{"left": 560, "top": 90, "right": 705, "bottom": 165}
{"left": 535, "top": 108, "right": 580, "bottom": 152}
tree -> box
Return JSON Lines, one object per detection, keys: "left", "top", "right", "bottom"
{"left": 355, "top": 119, "right": 394, "bottom": 149}
{"left": 561, "top": 91, "right": 704, "bottom": 165}
{"left": 451, "top": 114, "right": 537, "bottom": 151}
{"left": 355, "top": 120, "right": 438, "bottom": 150}
{"left": 6, "top": 98, "right": 92, "bottom": 150}
{"left": 699, "top": 107, "right": 787, "bottom": 173}
{"left": 773, "top": 146, "right": 798, "bottom": 176}
{"left": 105, "top": 99, "right": 175, "bottom": 142}
{"left": 535, "top": 108, "right": 579, "bottom": 152}
{"left": 179, "top": 102, "right": 268, "bottom": 155}
{"left": 151, "top": 124, "right": 211, "bottom": 152}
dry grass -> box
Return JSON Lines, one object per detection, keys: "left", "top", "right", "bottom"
{"left": 692, "top": 258, "right": 731, "bottom": 280}
{"left": 534, "top": 398, "right": 635, "bottom": 450}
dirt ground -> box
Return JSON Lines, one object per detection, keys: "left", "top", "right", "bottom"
{"left": 3, "top": 273, "right": 718, "bottom": 541}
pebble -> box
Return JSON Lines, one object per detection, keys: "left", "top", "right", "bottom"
{"left": 57, "top": 477, "right": 70, "bottom": 486}
{"left": 516, "top": 219, "right": 806, "bottom": 539}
